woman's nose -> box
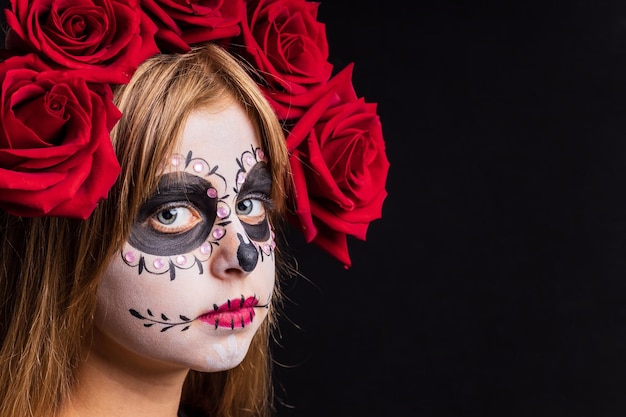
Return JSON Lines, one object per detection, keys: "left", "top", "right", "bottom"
{"left": 208, "top": 222, "right": 259, "bottom": 279}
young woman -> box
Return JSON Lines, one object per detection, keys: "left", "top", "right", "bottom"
{"left": 0, "top": 1, "right": 389, "bottom": 416}
{"left": 0, "top": 42, "right": 290, "bottom": 417}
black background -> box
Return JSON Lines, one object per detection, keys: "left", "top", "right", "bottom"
{"left": 4, "top": 2, "right": 626, "bottom": 417}
{"left": 274, "top": 2, "right": 626, "bottom": 417}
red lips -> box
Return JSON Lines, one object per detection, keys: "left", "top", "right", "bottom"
{"left": 198, "top": 296, "right": 259, "bottom": 329}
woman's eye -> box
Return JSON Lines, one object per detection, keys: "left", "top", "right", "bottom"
{"left": 149, "top": 205, "right": 201, "bottom": 233}
{"left": 236, "top": 198, "right": 266, "bottom": 224}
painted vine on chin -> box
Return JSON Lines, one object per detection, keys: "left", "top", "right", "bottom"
{"left": 129, "top": 308, "right": 193, "bottom": 332}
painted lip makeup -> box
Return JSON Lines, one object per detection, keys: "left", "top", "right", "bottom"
{"left": 198, "top": 295, "right": 259, "bottom": 330}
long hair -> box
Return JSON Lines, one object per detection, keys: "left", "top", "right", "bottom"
{"left": 0, "top": 43, "right": 291, "bottom": 417}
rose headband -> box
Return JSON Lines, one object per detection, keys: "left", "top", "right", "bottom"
{"left": 0, "top": 0, "right": 390, "bottom": 268}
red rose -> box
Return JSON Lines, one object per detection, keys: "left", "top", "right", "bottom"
{"left": 238, "top": 0, "right": 333, "bottom": 120}
{"left": 0, "top": 54, "right": 121, "bottom": 218}
{"left": 286, "top": 66, "right": 390, "bottom": 267}
{"left": 142, "top": 0, "right": 243, "bottom": 53}
{"left": 4, "top": 0, "right": 159, "bottom": 84}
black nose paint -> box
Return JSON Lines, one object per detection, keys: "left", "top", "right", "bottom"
{"left": 236, "top": 233, "right": 259, "bottom": 272}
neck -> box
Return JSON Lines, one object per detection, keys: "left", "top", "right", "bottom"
{"left": 57, "top": 330, "right": 189, "bottom": 417}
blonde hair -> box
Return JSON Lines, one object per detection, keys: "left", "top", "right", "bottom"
{"left": 0, "top": 43, "right": 291, "bottom": 417}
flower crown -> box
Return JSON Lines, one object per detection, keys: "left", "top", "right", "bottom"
{"left": 0, "top": 0, "right": 389, "bottom": 268}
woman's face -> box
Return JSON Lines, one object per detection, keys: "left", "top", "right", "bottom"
{"left": 94, "top": 100, "right": 276, "bottom": 373}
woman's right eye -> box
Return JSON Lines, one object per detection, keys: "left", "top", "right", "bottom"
{"left": 148, "top": 204, "right": 201, "bottom": 234}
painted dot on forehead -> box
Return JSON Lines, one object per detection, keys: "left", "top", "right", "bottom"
{"left": 206, "top": 187, "right": 217, "bottom": 198}
{"left": 237, "top": 172, "right": 245, "bottom": 184}
{"left": 193, "top": 162, "right": 204, "bottom": 173}
{"left": 212, "top": 227, "right": 225, "bottom": 239}
{"left": 200, "top": 242, "right": 211, "bottom": 255}
{"left": 217, "top": 205, "right": 228, "bottom": 219}
{"left": 170, "top": 155, "right": 184, "bottom": 168}
{"left": 176, "top": 255, "right": 187, "bottom": 265}
{"left": 256, "top": 149, "right": 265, "bottom": 160}
{"left": 153, "top": 258, "right": 165, "bottom": 269}
{"left": 244, "top": 154, "right": 255, "bottom": 166}
{"left": 124, "top": 251, "right": 136, "bottom": 263}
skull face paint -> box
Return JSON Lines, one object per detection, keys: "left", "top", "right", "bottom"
{"left": 122, "top": 158, "right": 273, "bottom": 280}
{"left": 94, "top": 102, "right": 276, "bottom": 373}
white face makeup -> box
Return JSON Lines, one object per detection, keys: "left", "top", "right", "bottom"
{"left": 94, "top": 101, "right": 276, "bottom": 373}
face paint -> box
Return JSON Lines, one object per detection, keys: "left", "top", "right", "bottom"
{"left": 128, "top": 172, "right": 217, "bottom": 256}
{"left": 94, "top": 102, "right": 276, "bottom": 373}
{"left": 120, "top": 154, "right": 275, "bottom": 280}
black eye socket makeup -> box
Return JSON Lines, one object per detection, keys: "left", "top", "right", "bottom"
{"left": 128, "top": 172, "right": 217, "bottom": 256}
{"left": 237, "top": 161, "right": 272, "bottom": 199}
{"left": 236, "top": 162, "right": 273, "bottom": 241}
